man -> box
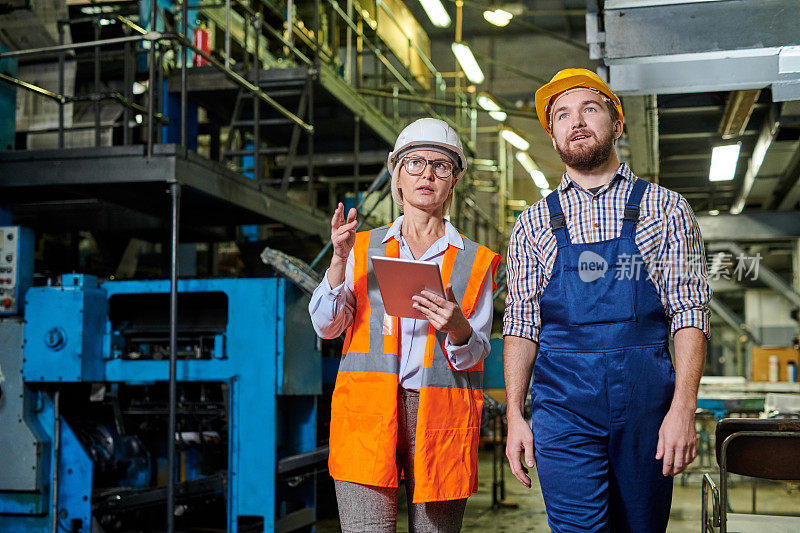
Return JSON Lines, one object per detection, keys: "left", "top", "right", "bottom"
{"left": 503, "top": 68, "right": 711, "bottom": 532}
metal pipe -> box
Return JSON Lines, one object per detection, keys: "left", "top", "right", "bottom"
{"left": 243, "top": 10, "right": 249, "bottom": 71}
{"left": 313, "top": 0, "right": 320, "bottom": 69}
{"left": 157, "top": 42, "right": 164, "bottom": 144}
{"left": 224, "top": 0, "right": 231, "bottom": 68}
{"left": 472, "top": 51, "right": 548, "bottom": 85}
{"left": 147, "top": 0, "right": 157, "bottom": 158}
{"left": 58, "top": 22, "right": 65, "bottom": 148}
{"left": 345, "top": 0, "right": 351, "bottom": 84}
{"left": 123, "top": 23, "right": 132, "bottom": 145}
{"left": 0, "top": 72, "right": 63, "bottom": 102}
{"left": 286, "top": 0, "right": 294, "bottom": 52}
{"left": 353, "top": 115, "right": 360, "bottom": 197}
{"left": 51, "top": 390, "right": 61, "bottom": 533}
{"left": 167, "top": 181, "right": 181, "bottom": 533}
{"left": 253, "top": 15, "right": 261, "bottom": 185}
{"left": 94, "top": 18, "right": 101, "bottom": 147}
{"left": 356, "top": 88, "right": 535, "bottom": 119}
{"left": 181, "top": 0, "right": 188, "bottom": 148}
{"left": 307, "top": 70, "right": 315, "bottom": 206}
{"left": 0, "top": 34, "right": 148, "bottom": 58}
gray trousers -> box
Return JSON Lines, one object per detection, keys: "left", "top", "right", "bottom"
{"left": 334, "top": 388, "right": 468, "bottom": 533}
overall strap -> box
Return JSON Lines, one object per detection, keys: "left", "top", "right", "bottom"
{"left": 545, "top": 190, "right": 571, "bottom": 248}
{"left": 620, "top": 178, "right": 649, "bottom": 239}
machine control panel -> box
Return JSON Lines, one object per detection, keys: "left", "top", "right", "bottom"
{"left": 0, "top": 226, "right": 34, "bottom": 316}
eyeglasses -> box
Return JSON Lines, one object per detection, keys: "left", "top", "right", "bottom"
{"left": 402, "top": 157, "right": 456, "bottom": 179}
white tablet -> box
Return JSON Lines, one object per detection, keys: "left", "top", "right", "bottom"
{"left": 371, "top": 256, "right": 445, "bottom": 320}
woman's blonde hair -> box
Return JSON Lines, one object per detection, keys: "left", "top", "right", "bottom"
{"left": 390, "top": 161, "right": 456, "bottom": 216}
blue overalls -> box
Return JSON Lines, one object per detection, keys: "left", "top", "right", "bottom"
{"left": 533, "top": 177, "right": 675, "bottom": 532}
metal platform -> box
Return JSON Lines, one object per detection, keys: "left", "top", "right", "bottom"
{"left": 0, "top": 144, "right": 330, "bottom": 239}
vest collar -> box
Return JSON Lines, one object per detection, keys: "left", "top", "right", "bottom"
{"left": 382, "top": 215, "right": 465, "bottom": 251}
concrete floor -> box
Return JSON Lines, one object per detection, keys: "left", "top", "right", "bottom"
{"left": 317, "top": 452, "right": 800, "bottom": 532}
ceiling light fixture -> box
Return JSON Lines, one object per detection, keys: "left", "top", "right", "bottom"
{"left": 515, "top": 152, "right": 550, "bottom": 189}
{"left": 709, "top": 144, "right": 741, "bottom": 182}
{"left": 501, "top": 128, "right": 530, "bottom": 151}
{"left": 477, "top": 93, "right": 507, "bottom": 122}
{"left": 419, "top": 0, "right": 451, "bottom": 28}
{"left": 483, "top": 8, "right": 513, "bottom": 27}
{"left": 451, "top": 42, "right": 485, "bottom": 85}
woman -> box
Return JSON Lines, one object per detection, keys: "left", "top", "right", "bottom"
{"left": 309, "top": 118, "right": 500, "bottom": 532}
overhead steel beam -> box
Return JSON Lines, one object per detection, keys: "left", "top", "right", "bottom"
{"left": 607, "top": 52, "right": 800, "bottom": 96}
{"left": 731, "top": 106, "right": 780, "bottom": 214}
{"left": 718, "top": 90, "right": 761, "bottom": 140}
{"left": 592, "top": 0, "right": 800, "bottom": 96}
{"left": 602, "top": 0, "right": 799, "bottom": 61}
{"left": 697, "top": 211, "right": 800, "bottom": 242}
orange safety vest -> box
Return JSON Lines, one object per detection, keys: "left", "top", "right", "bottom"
{"left": 328, "top": 225, "right": 501, "bottom": 503}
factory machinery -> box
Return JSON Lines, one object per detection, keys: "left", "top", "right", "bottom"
{"left": 0, "top": 224, "right": 323, "bottom": 532}
{"left": 0, "top": 0, "right": 515, "bottom": 530}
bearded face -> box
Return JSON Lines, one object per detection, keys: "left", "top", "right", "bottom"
{"left": 553, "top": 123, "right": 615, "bottom": 171}
{"left": 549, "top": 89, "right": 620, "bottom": 172}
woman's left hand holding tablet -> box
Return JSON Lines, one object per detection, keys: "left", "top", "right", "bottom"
{"left": 412, "top": 284, "right": 472, "bottom": 345}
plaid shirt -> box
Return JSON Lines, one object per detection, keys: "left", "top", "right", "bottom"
{"left": 503, "top": 163, "right": 711, "bottom": 342}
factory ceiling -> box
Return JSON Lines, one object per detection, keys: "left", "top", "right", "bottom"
{"left": 403, "top": 0, "right": 800, "bottom": 216}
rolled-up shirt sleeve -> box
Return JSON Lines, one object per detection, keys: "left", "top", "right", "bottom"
{"left": 503, "top": 211, "right": 542, "bottom": 342}
{"left": 308, "top": 250, "right": 356, "bottom": 338}
{"left": 663, "top": 196, "right": 711, "bottom": 338}
{"left": 445, "top": 268, "right": 494, "bottom": 370}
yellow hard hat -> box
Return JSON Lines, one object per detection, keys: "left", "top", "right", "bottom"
{"left": 534, "top": 68, "right": 623, "bottom": 136}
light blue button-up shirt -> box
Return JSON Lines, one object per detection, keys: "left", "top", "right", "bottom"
{"left": 309, "top": 215, "right": 494, "bottom": 390}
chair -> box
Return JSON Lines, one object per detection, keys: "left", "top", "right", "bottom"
{"left": 702, "top": 418, "right": 800, "bottom": 532}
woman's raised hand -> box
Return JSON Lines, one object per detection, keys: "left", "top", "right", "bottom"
{"left": 331, "top": 202, "right": 358, "bottom": 261}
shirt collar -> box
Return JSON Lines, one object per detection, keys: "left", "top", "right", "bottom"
{"left": 383, "top": 215, "right": 465, "bottom": 250}
{"left": 558, "top": 162, "right": 632, "bottom": 193}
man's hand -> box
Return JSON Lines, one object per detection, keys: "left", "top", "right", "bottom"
{"left": 506, "top": 414, "right": 535, "bottom": 488}
{"left": 655, "top": 404, "right": 697, "bottom": 476}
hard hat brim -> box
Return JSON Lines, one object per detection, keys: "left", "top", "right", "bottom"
{"left": 535, "top": 72, "right": 623, "bottom": 136}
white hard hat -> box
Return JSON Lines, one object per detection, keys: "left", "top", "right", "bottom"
{"left": 387, "top": 118, "right": 467, "bottom": 176}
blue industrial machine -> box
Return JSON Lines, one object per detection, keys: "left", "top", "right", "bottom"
{"left": 0, "top": 267, "right": 322, "bottom": 532}
{"left": 0, "top": 225, "right": 33, "bottom": 316}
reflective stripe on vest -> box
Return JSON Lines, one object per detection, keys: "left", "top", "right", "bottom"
{"left": 329, "top": 226, "right": 501, "bottom": 502}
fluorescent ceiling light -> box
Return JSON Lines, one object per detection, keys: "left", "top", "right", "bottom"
{"left": 483, "top": 9, "right": 513, "bottom": 27}
{"left": 419, "top": 0, "right": 451, "bottom": 28}
{"left": 451, "top": 42, "right": 485, "bottom": 85}
{"left": 531, "top": 170, "right": 549, "bottom": 190}
{"left": 515, "top": 152, "right": 549, "bottom": 189}
{"left": 477, "top": 93, "right": 507, "bottom": 122}
{"left": 501, "top": 128, "right": 529, "bottom": 151}
{"left": 541, "top": 188, "right": 552, "bottom": 197}
{"left": 709, "top": 144, "right": 741, "bottom": 182}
